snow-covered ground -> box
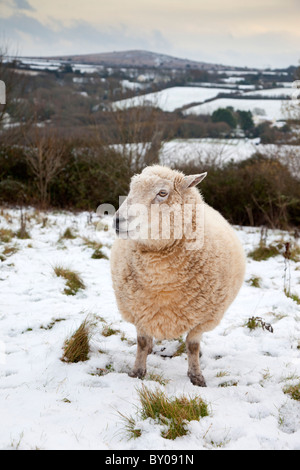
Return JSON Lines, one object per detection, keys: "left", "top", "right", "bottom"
{"left": 114, "top": 138, "right": 300, "bottom": 170}
{"left": 159, "top": 138, "right": 263, "bottom": 166}
{"left": 112, "top": 85, "right": 298, "bottom": 123}
{"left": 112, "top": 86, "right": 237, "bottom": 112}
{"left": 0, "top": 209, "right": 299, "bottom": 450}
{"left": 184, "top": 98, "right": 290, "bottom": 122}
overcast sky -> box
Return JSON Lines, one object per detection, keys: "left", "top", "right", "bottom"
{"left": 1, "top": 0, "right": 299, "bottom": 68}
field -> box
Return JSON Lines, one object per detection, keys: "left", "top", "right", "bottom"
{"left": 159, "top": 138, "right": 300, "bottom": 166}
{"left": 113, "top": 86, "right": 238, "bottom": 112}
{"left": 184, "top": 97, "right": 290, "bottom": 122}
{"left": 0, "top": 208, "right": 299, "bottom": 450}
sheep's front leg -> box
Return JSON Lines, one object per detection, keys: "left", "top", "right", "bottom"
{"left": 186, "top": 328, "right": 206, "bottom": 387}
{"left": 129, "top": 333, "right": 153, "bottom": 379}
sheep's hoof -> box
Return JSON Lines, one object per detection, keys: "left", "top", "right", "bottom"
{"left": 188, "top": 372, "right": 207, "bottom": 387}
{"left": 129, "top": 368, "right": 146, "bottom": 379}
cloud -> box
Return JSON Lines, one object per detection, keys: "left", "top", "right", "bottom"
{"left": 0, "top": 2, "right": 299, "bottom": 67}
{"left": 13, "top": 0, "right": 35, "bottom": 11}
{"left": 0, "top": 13, "right": 171, "bottom": 57}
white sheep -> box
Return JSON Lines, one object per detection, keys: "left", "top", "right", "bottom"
{"left": 110, "top": 165, "right": 245, "bottom": 386}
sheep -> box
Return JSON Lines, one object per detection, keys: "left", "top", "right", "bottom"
{"left": 110, "top": 165, "right": 246, "bottom": 386}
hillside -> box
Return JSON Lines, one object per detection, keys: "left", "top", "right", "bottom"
{"left": 47, "top": 49, "right": 231, "bottom": 70}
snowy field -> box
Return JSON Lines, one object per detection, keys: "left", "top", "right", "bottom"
{"left": 184, "top": 98, "right": 290, "bottom": 122}
{"left": 0, "top": 208, "right": 299, "bottom": 450}
{"left": 159, "top": 138, "right": 300, "bottom": 166}
{"left": 112, "top": 83, "right": 297, "bottom": 123}
{"left": 116, "top": 138, "right": 300, "bottom": 171}
{"left": 113, "top": 86, "right": 237, "bottom": 112}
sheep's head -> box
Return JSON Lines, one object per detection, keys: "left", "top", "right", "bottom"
{"left": 113, "top": 165, "right": 207, "bottom": 248}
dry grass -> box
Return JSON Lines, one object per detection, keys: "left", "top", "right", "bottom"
{"left": 91, "top": 247, "right": 108, "bottom": 260}
{"left": 284, "top": 382, "right": 300, "bottom": 401}
{"left": 0, "top": 228, "right": 14, "bottom": 243}
{"left": 2, "top": 244, "right": 18, "bottom": 257}
{"left": 245, "top": 316, "right": 274, "bottom": 333}
{"left": 248, "top": 242, "right": 280, "bottom": 261}
{"left": 81, "top": 237, "right": 108, "bottom": 260}
{"left": 60, "top": 227, "right": 76, "bottom": 240}
{"left": 101, "top": 325, "right": 120, "bottom": 337}
{"left": 247, "top": 276, "right": 261, "bottom": 288}
{"left": 61, "top": 318, "right": 92, "bottom": 363}
{"left": 121, "top": 385, "right": 209, "bottom": 440}
{"left": 54, "top": 265, "right": 85, "bottom": 295}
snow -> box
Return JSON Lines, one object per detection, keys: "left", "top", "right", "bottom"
{"left": 113, "top": 138, "right": 300, "bottom": 169}
{"left": 112, "top": 85, "right": 295, "bottom": 122}
{"left": 112, "top": 86, "right": 237, "bottom": 112}
{"left": 0, "top": 209, "right": 299, "bottom": 450}
{"left": 160, "top": 138, "right": 260, "bottom": 166}
{"left": 160, "top": 138, "right": 300, "bottom": 168}
{"left": 121, "top": 80, "right": 145, "bottom": 91}
{"left": 243, "top": 88, "right": 296, "bottom": 98}
{"left": 184, "top": 98, "right": 290, "bottom": 122}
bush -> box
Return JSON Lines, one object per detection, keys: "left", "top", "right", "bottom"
{"left": 0, "top": 141, "right": 133, "bottom": 209}
{"left": 212, "top": 107, "right": 237, "bottom": 129}
{"left": 1, "top": 141, "right": 299, "bottom": 229}
{"left": 176, "top": 154, "right": 300, "bottom": 229}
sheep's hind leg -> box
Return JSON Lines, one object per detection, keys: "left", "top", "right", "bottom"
{"left": 129, "top": 333, "right": 153, "bottom": 379}
{"left": 186, "top": 328, "right": 206, "bottom": 387}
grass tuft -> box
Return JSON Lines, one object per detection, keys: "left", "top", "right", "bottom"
{"left": 101, "top": 325, "right": 120, "bottom": 337}
{"left": 247, "top": 276, "right": 261, "bottom": 288}
{"left": 61, "top": 227, "right": 76, "bottom": 239}
{"left": 122, "top": 385, "right": 209, "bottom": 440}
{"left": 91, "top": 247, "right": 108, "bottom": 260}
{"left": 284, "top": 289, "right": 300, "bottom": 305}
{"left": 283, "top": 382, "right": 300, "bottom": 401}
{"left": 0, "top": 228, "right": 14, "bottom": 243}
{"left": 81, "top": 237, "right": 108, "bottom": 259}
{"left": 245, "top": 316, "right": 274, "bottom": 333}
{"left": 248, "top": 242, "right": 280, "bottom": 261}
{"left": 61, "top": 318, "right": 92, "bottom": 363}
{"left": 54, "top": 265, "right": 85, "bottom": 295}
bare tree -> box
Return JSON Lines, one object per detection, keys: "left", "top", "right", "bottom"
{"left": 94, "top": 93, "right": 172, "bottom": 172}
{"left": 24, "top": 128, "right": 66, "bottom": 206}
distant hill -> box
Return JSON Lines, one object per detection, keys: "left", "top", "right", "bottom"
{"left": 47, "top": 49, "right": 233, "bottom": 71}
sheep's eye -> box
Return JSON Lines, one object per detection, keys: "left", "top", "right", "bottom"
{"left": 157, "top": 190, "right": 168, "bottom": 198}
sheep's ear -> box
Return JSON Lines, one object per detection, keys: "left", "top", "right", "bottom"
{"left": 183, "top": 172, "right": 207, "bottom": 189}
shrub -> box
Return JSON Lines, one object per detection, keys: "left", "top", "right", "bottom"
{"left": 176, "top": 154, "right": 300, "bottom": 229}
{"left": 212, "top": 108, "right": 237, "bottom": 129}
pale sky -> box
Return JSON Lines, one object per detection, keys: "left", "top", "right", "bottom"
{"left": 1, "top": 0, "right": 300, "bottom": 68}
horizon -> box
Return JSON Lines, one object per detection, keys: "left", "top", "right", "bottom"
{"left": 10, "top": 49, "right": 299, "bottom": 71}
{"left": 1, "top": 0, "right": 300, "bottom": 69}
